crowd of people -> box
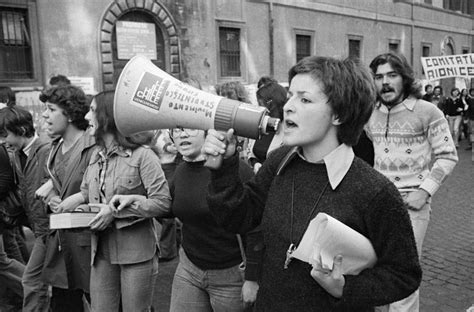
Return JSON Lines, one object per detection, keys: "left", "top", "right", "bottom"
{"left": 0, "top": 51, "right": 464, "bottom": 311}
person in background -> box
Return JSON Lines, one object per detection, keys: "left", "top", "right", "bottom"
{"left": 0, "top": 106, "right": 51, "bottom": 312}
{"left": 421, "top": 84, "right": 433, "bottom": 103}
{"left": 465, "top": 88, "right": 474, "bottom": 151}
{"left": 55, "top": 90, "right": 171, "bottom": 312}
{"left": 431, "top": 85, "right": 446, "bottom": 111}
{"left": 48, "top": 75, "right": 71, "bottom": 88}
{"left": 366, "top": 52, "right": 458, "bottom": 311}
{"left": 460, "top": 88, "right": 470, "bottom": 144}
{"left": 215, "top": 81, "right": 252, "bottom": 161}
{"left": 0, "top": 87, "right": 16, "bottom": 107}
{"left": 443, "top": 87, "right": 464, "bottom": 148}
{"left": 36, "top": 85, "right": 95, "bottom": 312}
{"left": 0, "top": 139, "right": 25, "bottom": 311}
{"left": 203, "top": 56, "right": 421, "bottom": 311}
{"left": 247, "top": 80, "right": 286, "bottom": 173}
{"left": 168, "top": 127, "right": 263, "bottom": 312}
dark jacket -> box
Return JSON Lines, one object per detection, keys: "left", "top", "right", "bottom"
{"left": 42, "top": 131, "right": 95, "bottom": 292}
{"left": 16, "top": 137, "right": 51, "bottom": 237}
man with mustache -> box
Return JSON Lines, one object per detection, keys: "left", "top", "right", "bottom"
{"left": 365, "top": 52, "right": 458, "bottom": 312}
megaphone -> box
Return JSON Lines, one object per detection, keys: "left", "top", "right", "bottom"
{"left": 114, "top": 55, "right": 279, "bottom": 141}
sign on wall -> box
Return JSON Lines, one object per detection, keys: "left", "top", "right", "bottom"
{"left": 421, "top": 53, "right": 474, "bottom": 81}
{"left": 69, "top": 76, "right": 95, "bottom": 95}
{"left": 116, "top": 21, "right": 157, "bottom": 60}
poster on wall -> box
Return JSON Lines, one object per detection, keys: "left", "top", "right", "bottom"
{"left": 116, "top": 21, "right": 157, "bottom": 60}
{"left": 421, "top": 53, "right": 474, "bottom": 81}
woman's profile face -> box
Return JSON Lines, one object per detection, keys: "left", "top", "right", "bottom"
{"left": 42, "top": 102, "right": 69, "bottom": 137}
{"left": 85, "top": 99, "right": 98, "bottom": 136}
{"left": 283, "top": 73, "right": 338, "bottom": 152}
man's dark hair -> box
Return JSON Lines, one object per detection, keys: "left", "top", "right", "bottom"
{"left": 256, "top": 82, "right": 287, "bottom": 120}
{"left": 288, "top": 56, "right": 376, "bottom": 146}
{"left": 39, "top": 85, "right": 89, "bottom": 130}
{"left": 0, "top": 87, "right": 16, "bottom": 106}
{"left": 369, "top": 52, "right": 422, "bottom": 100}
{"left": 424, "top": 84, "right": 433, "bottom": 92}
{"left": 257, "top": 76, "right": 278, "bottom": 89}
{"left": 49, "top": 75, "right": 71, "bottom": 87}
{"left": 433, "top": 85, "right": 443, "bottom": 94}
{"left": 450, "top": 87, "right": 459, "bottom": 96}
{"left": 0, "top": 106, "right": 35, "bottom": 138}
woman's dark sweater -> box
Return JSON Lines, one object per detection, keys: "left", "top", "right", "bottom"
{"left": 208, "top": 146, "right": 422, "bottom": 311}
{"left": 171, "top": 159, "right": 263, "bottom": 280}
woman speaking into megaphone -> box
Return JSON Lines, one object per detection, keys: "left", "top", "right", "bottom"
{"left": 201, "top": 56, "right": 422, "bottom": 311}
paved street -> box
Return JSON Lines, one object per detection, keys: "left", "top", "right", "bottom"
{"left": 154, "top": 139, "right": 474, "bottom": 311}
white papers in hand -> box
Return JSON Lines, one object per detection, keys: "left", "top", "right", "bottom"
{"left": 291, "top": 213, "right": 377, "bottom": 275}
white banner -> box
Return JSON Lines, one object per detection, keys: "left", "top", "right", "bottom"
{"left": 421, "top": 53, "right": 474, "bottom": 81}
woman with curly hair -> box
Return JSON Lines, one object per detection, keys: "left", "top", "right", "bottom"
{"left": 36, "top": 85, "right": 96, "bottom": 312}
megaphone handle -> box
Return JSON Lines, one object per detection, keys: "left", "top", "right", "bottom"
{"left": 204, "top": 154, "right": 223, "bottom": 169}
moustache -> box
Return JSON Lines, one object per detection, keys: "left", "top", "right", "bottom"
{"left": 381, "top": 87, "right": 394, "bottom": 93}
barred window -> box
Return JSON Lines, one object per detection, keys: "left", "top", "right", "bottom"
{"left": 348, "top": 39, "right": 361, "bottom": 60}
{"left": 0, "top": 7, "right": 33, "bottom": 80}
{"left": 219, "top": 27, "right": 241, "bottom": 77}
{"left": 296, "top": 35, "right": 311, "bottom": 62}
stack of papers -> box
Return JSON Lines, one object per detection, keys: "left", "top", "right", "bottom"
{"left": 291, "top": 213, "right": 377, "bottom": 275}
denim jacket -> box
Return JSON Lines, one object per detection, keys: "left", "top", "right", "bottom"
{"left": 81, "top": 144, "right": 171, "bottom": 264}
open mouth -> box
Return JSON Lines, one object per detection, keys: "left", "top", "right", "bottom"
{"left": 381, "top": 87, "right": 394, "bottom": 94}
{"left": 179, "top": 141, "right": 191, "bottom": 147}
{"left": 285, "top": 119, "right": 298, "bottom": 129}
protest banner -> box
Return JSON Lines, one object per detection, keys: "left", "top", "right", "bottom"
{"left": 421, "top": 53, "right": 474, "bottom": 81}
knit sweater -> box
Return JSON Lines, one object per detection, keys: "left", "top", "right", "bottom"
{"left": 365, "top": 97, "right": 458, "bottom": 195}
{"left": 208, "top": 146, "right": 422, "bottom": 311}
{"left": 171, "top": 160, "right": 263, "bottom": 281}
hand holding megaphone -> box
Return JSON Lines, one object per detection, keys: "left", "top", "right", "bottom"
{"left": 202, "top": 129, "right": 238, "bottom": 169}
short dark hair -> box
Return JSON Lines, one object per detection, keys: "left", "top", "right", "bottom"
{"left": 0, "top": 106, "right": 35, "bottom": 138}
{"left": 288, "top": 56, "right": 376, "bottom": 146}
{"left": 450, "top": 87, "right": 460, "bottom": 96}
{"left": 39, "top": 85, "right": 89, "bottom": 131}
{"left": 256, "top": 82, "right": 287, "bottom": 120}
{"left": 424, "top": 84, "right": 433, "bottom": 92}
{"left": 369, "top": 52, "right": 422, "bottom": 100}
{"left": 0, "top": 87, "right": 16, "bottom": 106}
{"left": 433, "top": 85, "right": 443, "bottom": 94}
{"left": 49, "top": 75, "right": 71, "bottom": 87}
{"left": 469, "top": 88, "right": 474, "bottom": 95}
{"left": 257, "top": 76, "right": 278, "bottom": 89}
{"left": 92, "top": 90, "right": 152, "bottom": 150}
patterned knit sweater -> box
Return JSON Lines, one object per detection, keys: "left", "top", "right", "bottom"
{"left": 365, "top": 97, "right": 458, "bottom": 195}
{"left": 208, "top": 146, "right": 422, "bottom": 311}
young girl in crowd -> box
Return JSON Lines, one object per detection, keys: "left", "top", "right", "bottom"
{"left": 55, "top": 90, "right": 171, "bottom": 312}
{"left": 168, "top": 127, "right": 263, "bottom": 312}
{"left": 202, "top": 56, "right": 422, "bottom": 311}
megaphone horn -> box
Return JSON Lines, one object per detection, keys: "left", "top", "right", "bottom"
{"left": 114, "top": 55, "right": 279, "bottom": 140}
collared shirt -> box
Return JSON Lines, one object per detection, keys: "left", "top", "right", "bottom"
{"left": 23, "top": 134, "right": 38, "bottom": 157}
{"left": 277, "top": 144, "right": 354, "bottom": 190}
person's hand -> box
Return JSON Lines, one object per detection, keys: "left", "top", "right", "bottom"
{"left": 35, "top": 180, "right": 54, "bottom": 202}
{"left": 202, "top": 129, "right": 238, "bottom": 160}
{"left": 253, "top": 162, "right": 262, "bottom": 174}
{"left": 310, "top": 255, "right": 345, "bottom": 298}
{"left": 88, "top": 203, "right": 114, "bottom": 231}
{"left": 242, "top": 280, "right": 259, "bottom": 307}
{"left": 404, "top": 189, "right": 430, "bottom": 211}
{"left": 109, "top": 194, "right": 145, "bottom": 212}
{"left": 55, "top": 193, "right": 85, "bottom": 213}
{"left": 48, "top": 196, "right": 62, "bottom": 213}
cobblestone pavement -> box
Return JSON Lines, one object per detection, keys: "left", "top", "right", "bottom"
{"left": 154, "top": 140, "right": 474, "bottom": 312}
{"left": 419, "top": 139, "right": 474, "bottom": 312}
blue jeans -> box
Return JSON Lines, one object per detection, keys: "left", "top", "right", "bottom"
{"left": 90, "top": 253, "right": 159, "bottom": 312}
{"left": 170, "top": 248, "right": 244, "bottom": 312}
{"left": 22, "top": 235, "right": 50, "bottom": 312}
{"left": 0, "top": 233, "right": 25, "bottom": 297}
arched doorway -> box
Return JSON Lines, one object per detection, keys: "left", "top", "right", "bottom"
{"left": 99, "top": 0, "right": 180, "bottom": 91}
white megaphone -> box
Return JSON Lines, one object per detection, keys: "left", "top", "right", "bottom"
{"left": 114, "top": 55, "right": 280, "bottom": 167}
